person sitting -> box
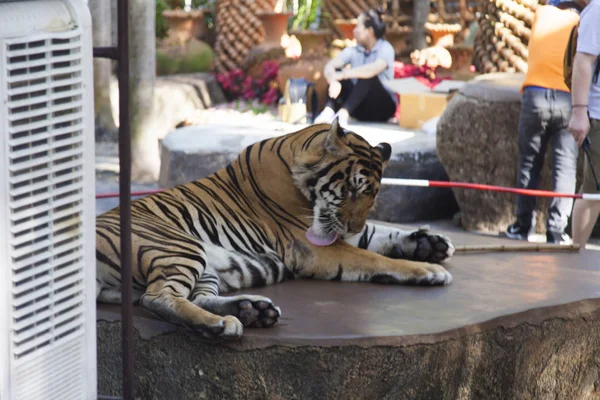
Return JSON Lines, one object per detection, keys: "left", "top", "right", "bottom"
{"left": 314, "top": 9, "right": 397, "bottom": 127}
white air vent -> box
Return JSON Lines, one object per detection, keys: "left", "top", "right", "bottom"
{"left": 0, "top": 1, "right": 97, "bottom": 399}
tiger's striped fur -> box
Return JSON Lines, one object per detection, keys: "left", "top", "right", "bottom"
{"left": 96, "top": 119, "right": 454, "bottom": 339}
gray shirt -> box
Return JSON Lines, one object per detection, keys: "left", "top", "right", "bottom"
{"left": 339, "top": 39, "right": 397, "bottom": 104}
{"left": 577, "top": 0, "right": 600, "bottom": 119}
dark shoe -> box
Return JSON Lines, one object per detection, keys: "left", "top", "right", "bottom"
{"left": 546, "top": 231, "right": 572, "bottom": 244}
{"left": 506, "top": 221, "right": 534, "bottom": 241}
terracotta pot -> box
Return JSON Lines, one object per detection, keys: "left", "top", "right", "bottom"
{"left": 425, "top": 23, "right": 462, "bottom": 47}
{"left": 256, "top": 11, "right": 292, "bottom": 45}
{"left": 446, "top": 45, "right": 475, "bottom": 72}
{"left": 162, "top": 9, "right": 206, "bottom": 45}
{"left": 334, "top": 19, "right": 357, "bottom": 40}
{"left": 290, "top": 30, "right": 330, "bottom": 56}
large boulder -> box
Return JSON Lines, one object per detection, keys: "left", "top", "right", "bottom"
{"left": 437, "top": 73, "right": 586, "bottom": 234}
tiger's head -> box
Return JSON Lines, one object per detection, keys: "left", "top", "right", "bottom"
{"left": 292, "top": 118, "right": 392, "bottom": 245}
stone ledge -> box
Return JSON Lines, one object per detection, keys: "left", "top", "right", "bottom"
{"left": 97, "top": 306, "right": 600, "bottom": 400}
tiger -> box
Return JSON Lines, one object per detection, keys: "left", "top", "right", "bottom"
{"left": 96, "top": 118, "right": 454, "bottom": 340}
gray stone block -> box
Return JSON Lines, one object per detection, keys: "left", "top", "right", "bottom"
{"left": 371, "top": 138, "right": 458, "bottom": 222}
{"left": 158, "top": 125, "right": 285, "bottom": 188}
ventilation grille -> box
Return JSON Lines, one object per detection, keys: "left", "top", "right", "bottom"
{"left": 4, "top": 29, "right": 86, "bottom": 375}
{"left": 13, "top": 336, "right": 85, "bottom": 400}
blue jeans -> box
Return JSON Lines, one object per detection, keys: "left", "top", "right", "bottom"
{"left": 515, "top": 87, "right": 579, "bottom": 233}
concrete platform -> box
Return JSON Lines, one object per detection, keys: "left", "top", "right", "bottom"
{"left": 97, "top": 222, "right": 600, "bottom": 399}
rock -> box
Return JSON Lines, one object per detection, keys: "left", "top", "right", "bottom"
{"left": 106, "top": 73, "right": 227, "bottom": 182}
{"left": 159, "top": 123, "right": 458, "bottom": 222}
{"left": 370, "top": 136, "right": 459, "bottom": 222}
{"left": 159, "top": 125, "right": 283, "bottom": 188}
{"left": 437, "top": 73, "right": 587, "bottom": 234}
{"left": 110, "top": 72, "right": 227, "bottom": 140}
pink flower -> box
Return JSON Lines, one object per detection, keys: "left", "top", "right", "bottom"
{"left": 260, "top": 87, "right": 279, "bottom": 105}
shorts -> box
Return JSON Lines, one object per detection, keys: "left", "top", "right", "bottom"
{"left": 581, "top": 118, "right": 600, "bottom": 194}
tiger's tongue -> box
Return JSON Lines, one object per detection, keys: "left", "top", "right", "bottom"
{"left": 306, "top": 227, "right": 339, "bottom": 246}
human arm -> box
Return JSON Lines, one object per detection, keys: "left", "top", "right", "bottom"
{"left": 568, "top": 3, "right": 600, "bottom": 146}
{"left": 323, "top": 52, "right": 348, "bottom": 84}
{"left": 568, "top": 52, "right": 596, "bottom": 146}
{"left": 332, "top": 58, "right": 388, "bottom": 80}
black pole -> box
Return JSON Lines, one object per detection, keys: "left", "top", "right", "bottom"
{"left": 117, "top": 0, "right": 134, "bottom": 399}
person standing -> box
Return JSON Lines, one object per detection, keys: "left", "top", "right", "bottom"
{"left": 506, "top": 0, "right": 586, "bottom": 244}
{"left": 568, "top": 0, "right": 600, "bottom": 246}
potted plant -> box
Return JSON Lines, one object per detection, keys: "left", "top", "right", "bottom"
{"left": 156, "top": 0, "right": 216, "bottom": 76}
{"left": 287, "top": 0, "right": 329, "bottom": 57}
{"left": 333, "top": 18, "right": 357, "bottom": 40}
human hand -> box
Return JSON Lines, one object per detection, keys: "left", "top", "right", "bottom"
{"left": 568, "top": 108, "right": 591, "bottom": 147}
{"left": 329, "top": 80, "right": 342, "bottom": 99}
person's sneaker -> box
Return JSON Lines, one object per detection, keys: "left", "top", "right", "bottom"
{"left": 546, "top": 231, "right": 572, "bottom": 245}
{"left": 335, "top": 110, "right": 350, "bottom": 129}
{"left": 505, "top": 221, "right": 534, "bottom": 241}
{"left": 314, "top": 107, "right": 336, "bottom": 124}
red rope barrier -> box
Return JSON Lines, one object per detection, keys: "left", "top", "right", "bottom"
{"left": 428, "top": 181, "right": 583, "bottom": 199}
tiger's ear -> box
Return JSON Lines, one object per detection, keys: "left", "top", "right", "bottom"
{"left": 324, "top": 117, "right": 350, "bottom": 155}
{"left": 375, "top": 143, "right": 392, "bottom": 168}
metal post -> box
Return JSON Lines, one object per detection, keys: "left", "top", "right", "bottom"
{"left": 412, "top": 0, "right": 428, "bottom": 51}
{"left": 93, "top": 0, "right": 134, "bottom": 398}
{"left": 117, "top": 0, "right": 134, "bottom": 398}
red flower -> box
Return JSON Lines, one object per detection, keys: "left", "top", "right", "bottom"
{"left": 214, "top": 61, "right": 281, "bottom": 105}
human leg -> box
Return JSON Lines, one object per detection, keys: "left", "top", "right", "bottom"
{"left": 507, "top": 88, "right": 552, "bottom": 240}
{"left": 546, "top": 90, "right": 578, "bottom": 243}
{"left": 342, "top": 77, "right": 397, "bottom": 122}
{"left": 572, "top": 118, "right": 600, "bottom": 246}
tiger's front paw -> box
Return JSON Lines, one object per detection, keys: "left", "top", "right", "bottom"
{"left": 237, "top": 297, "right": 281, "bottom": 328}
{"left": 206, "top": 315, "right": 243, "bottom": 340}
{"left": 390, "top": 227, "right": 454, "bottom": 263}
{"left": 413, "top": 263, "right": 453, "bottom": 285}
{"left": 371, "top": 263, "right": 452, "bottom": 286}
